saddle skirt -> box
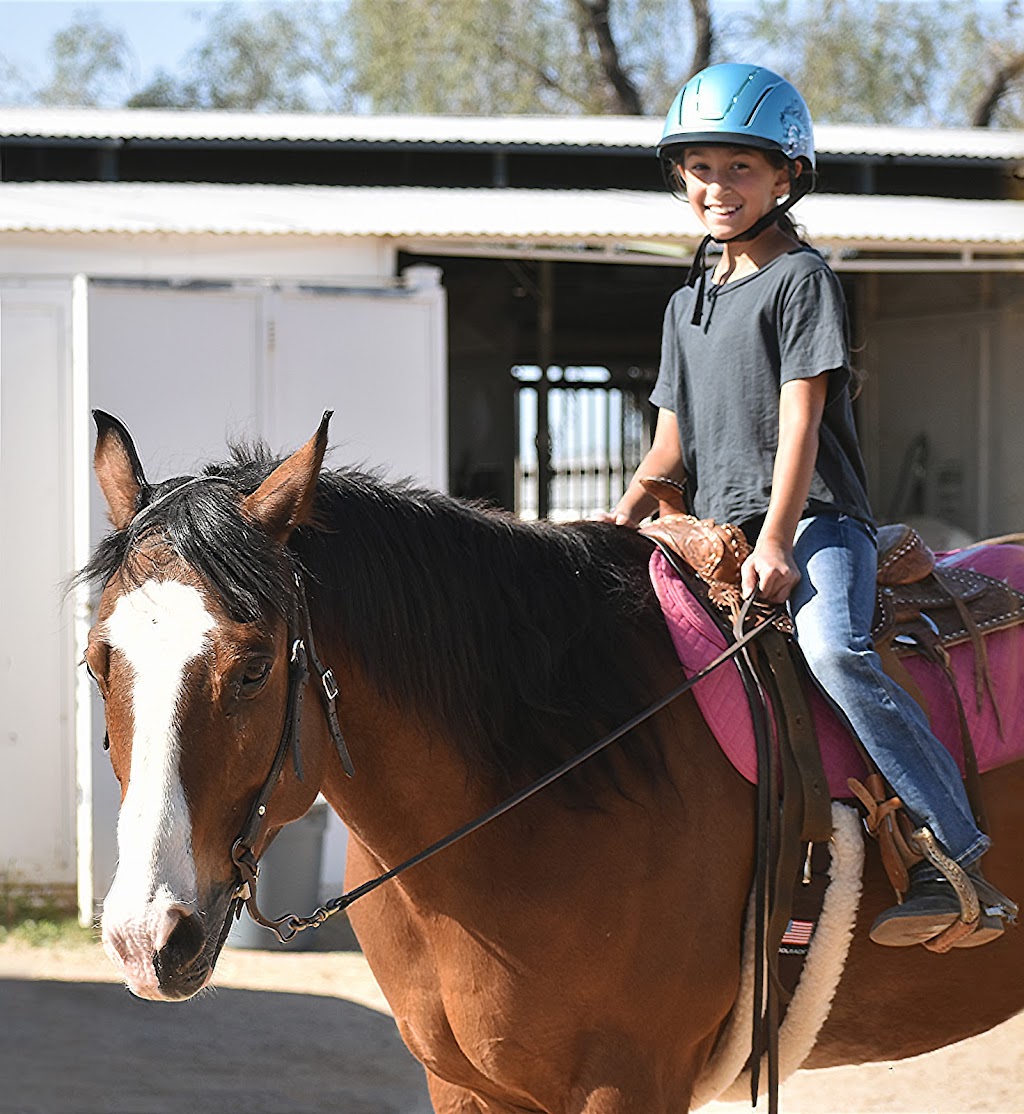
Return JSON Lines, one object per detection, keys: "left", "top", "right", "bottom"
{"left": 650, "top": 542, "right": 1024, "bottom": 798}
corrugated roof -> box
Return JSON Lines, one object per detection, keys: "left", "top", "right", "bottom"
{"left": 0, "top": 183, "right": 1021, "bottom": 251}
{"left": 0, "top": 107, "right": 657, "bottom": 149}
{"left": 2, "top": 107, "right": 1023, "bottom": 161}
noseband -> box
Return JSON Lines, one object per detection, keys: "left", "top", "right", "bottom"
{"left": 229, "top": 568, "right": 354, "bottom": 938}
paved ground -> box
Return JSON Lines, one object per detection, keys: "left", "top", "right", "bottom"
{"left": 2, "top": 931, "right": 1023, "bottom": 1114}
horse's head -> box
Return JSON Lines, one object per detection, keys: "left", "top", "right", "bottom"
{"left": 85, "top": 412, "right": 332, "bottom": 1000}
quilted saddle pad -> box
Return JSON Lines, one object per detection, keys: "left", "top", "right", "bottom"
{"left": 650, "top": 542, "right": 1024, "bottom": 797}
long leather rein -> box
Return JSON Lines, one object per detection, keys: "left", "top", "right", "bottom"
{"left": 229, "top": 571, "right": 781, "bottom": 943}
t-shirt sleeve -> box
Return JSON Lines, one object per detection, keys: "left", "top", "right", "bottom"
{"left": 778, "top": 266, "right": 850, "bottom": 385}
{"left": 649, "top": 290, "right": 683, "bottom": 411}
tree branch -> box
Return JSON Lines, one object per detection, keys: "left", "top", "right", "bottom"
{"left": 971, "top": 50, "right": 1024, "bottom": 127}
{"left": 573, "top": 0, "right": 644, "bottom": 115}
{"left": 688, "top": 0, "right": 713, "bottom": 80}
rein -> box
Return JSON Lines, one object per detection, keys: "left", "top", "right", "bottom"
{"left": 230, "top": 580, "right": 781, "bottom": 943}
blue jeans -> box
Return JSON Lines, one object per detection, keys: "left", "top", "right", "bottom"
{"left": 789, "top": 513, "right": 989, "bottom": 866}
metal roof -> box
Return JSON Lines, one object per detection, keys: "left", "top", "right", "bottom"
{"left": 2, "top": 107, "right": 1023, "bottom": 161}
{"left": 0, "top": 183, "right": 1021, "bottom": 253}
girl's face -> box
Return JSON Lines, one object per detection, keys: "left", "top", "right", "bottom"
{"left": 678, "top": 146, "right": 792, "bottom": 240}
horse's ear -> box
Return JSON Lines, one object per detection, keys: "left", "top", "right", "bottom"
{"left": 242, "top": 411, "right": 331, "bottom": 544}
{"left": 93, "top": 410, "right": 148, "bottom": 530}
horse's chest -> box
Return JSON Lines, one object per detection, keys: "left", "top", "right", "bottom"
{"left": 392, "top": 976, "right": 544, "bottom": 1098}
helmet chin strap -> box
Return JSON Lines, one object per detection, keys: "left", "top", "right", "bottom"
{"left": 685, "top": 190, "right": 803, "bottom": 327}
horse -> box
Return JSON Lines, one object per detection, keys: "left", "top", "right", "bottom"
{"left": 83, "top": 411, "right": 1024, "bottom": 1113}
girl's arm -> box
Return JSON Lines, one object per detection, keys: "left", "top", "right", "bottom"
{"left": 742, "top": 372, "right": 829, "bottom": 603}
{"left": 601, "top": 408, "right": 685, "bottom": 527}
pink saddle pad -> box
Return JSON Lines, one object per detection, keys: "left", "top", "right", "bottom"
{"left": 650, "top": 543, "right": 1024, "bottom": 797}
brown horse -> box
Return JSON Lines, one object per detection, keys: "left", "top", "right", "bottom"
{"left": 83, "top": 412, "right": 1024, "bottom": 1113}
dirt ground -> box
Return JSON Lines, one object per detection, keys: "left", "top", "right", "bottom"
{"left": 2, "top": 931, "right": 1022, "bottom": 1114}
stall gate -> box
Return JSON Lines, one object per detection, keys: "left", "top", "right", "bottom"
{"left": 514, "top": 365, "right": 656, "bottom": 521}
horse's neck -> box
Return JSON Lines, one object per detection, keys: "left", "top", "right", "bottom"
{"left": 317, "top": 663, "right": 495, "bottom": 883}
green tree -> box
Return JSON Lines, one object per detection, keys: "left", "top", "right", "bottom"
{"left": 0, "top": 53, "right": 34, "bottom": 107}
{"left": 12, "top": 0, "right": 1024, "bottom": 125}
{"left": 733, "top": 0, "right": 1023, "bottom": 127}
{"left": 346, "top": 0, "right": 709, "bottom": 115}
{"left": 40, "top": 0, "right": 711, "bottom": 116}
{"left": 130, "top": 2, "right": 354, "bottom": 112}
{"left": 35, "top": 9, "right": 136, "bottom": 107}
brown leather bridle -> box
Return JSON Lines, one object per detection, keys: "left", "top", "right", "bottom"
{"left": 229, "top": 568, "right": 354, "bottom": 939}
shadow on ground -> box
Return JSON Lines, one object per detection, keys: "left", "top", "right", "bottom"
{"left": 1, "top": 978, "right": 432, "bottom": 1114}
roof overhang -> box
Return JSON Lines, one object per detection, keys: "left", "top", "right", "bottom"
{"left": 0, "top": 183, "right": 1022, "bottom": 270}
{"left": 2, "top": 108, "right": 1023, "bottom": 163}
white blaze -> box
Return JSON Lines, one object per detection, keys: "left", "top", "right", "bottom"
{"left": 100, "top": 579, "right": 215, "bottom": 998}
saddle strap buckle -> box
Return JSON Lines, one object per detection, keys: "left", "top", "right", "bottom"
{"left": 847, "top": 774, "right": 923, "bottom": 897}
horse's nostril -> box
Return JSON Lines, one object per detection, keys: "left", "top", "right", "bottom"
{"left": 154, "top": 911, "right": 205, "bottom": 981}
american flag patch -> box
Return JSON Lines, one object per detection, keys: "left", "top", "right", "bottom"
{"left": 781, "top": 919, "right": 815, "bottom": 947}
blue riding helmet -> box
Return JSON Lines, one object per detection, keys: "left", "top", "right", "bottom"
{"left": 658, "top": 64, "right": 816, "bottom": 326}
{"left": 658, "top": 63, "right": 815, "bottom": 203}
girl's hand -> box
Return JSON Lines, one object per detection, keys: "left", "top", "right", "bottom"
{"left": 741, "top": 539, "right": 800, "bottom": 604}
{"left": 592, "top": 507, "right": 643, "bottom": 528}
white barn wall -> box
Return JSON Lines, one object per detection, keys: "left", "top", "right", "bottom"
{"left": 991, "top": 307, "right": 1024, "bottom": 534}
{"left": 860, "top": 272, "right": 1024, "bottom": 543}
{"left": 0, "top": 231, "right": 393, "bottom": 283}
{"left": 0, "top": 233, "right": 446, "bottom": 919}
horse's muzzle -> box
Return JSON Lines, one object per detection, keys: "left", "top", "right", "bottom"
{"left": 153, "top": 910, "right": 210, "bottom": 999}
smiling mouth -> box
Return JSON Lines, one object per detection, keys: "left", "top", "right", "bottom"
{"left": 706, "top": 204, "right": 742, "bottom": 216}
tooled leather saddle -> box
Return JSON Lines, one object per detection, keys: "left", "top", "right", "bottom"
{"left": 638, "top": 475, "right": 1024, "bottom": 711}
{"left": 639, "top": 472, "right": 1024, "bottom": 882}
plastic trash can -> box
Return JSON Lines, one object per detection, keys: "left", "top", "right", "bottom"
{"left": 226, "top": 799, "right": 328, "bottom": 951}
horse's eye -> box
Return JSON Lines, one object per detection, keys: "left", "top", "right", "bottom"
{"left": 82, "top": 656, "right": 107, "bottom": 696}
{"left": 240, "top": 659, "right": 271, "bottom": 694}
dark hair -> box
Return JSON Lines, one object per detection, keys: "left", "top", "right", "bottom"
{"left": 762, "top": 149, "right": 813, "bottom": 245}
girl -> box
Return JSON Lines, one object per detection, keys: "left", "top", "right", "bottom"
{"left": 609, "top": 63, "right": 1015, "bottom": 949}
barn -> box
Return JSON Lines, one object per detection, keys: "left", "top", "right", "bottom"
{"left": 1, "top": 108, "right": 1021, "bottom": 921}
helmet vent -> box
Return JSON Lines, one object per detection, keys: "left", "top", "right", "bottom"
{"left": 744, "top": 83, "right": 777, "bottom": 127}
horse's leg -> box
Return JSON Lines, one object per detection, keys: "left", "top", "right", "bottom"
{"left": 427, "top": 1072, "right": 691, "bottom": 1114}
{"left": 426, "top": 1074, "right": 528, "bottom": 1114}
{"left": 426, "top": 1074, "right": 483, "bottom": 1112}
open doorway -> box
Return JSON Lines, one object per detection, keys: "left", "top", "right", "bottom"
{"left": 402, "top": 251, "right": 680, "bottom": 516}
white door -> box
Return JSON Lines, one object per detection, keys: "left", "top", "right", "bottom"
{"left": 81, "top": 274, "right": 446, "bottom": 910}
{"left": 0, "top": 282, "right": 77, "bottom": 899}
{"left": 267, "top": 277, "right": 447, "bottom": 486}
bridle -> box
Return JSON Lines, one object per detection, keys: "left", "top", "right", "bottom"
{"left": 229, "top": 568, "right": 353, "bottom": 937}
{"left": 228, "top": 569, "right": 780, "bottom": 944}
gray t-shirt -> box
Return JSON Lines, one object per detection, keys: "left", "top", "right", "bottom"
{"left": 649, "top": 246, "right": 873, "bottom": 531}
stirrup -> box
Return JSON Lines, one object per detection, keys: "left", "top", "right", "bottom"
{"left": 913, "top": 828, "right": 1017, "bottom": 953}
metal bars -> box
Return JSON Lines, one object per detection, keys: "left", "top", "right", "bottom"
{"left": 514, "top": 366, "right": 655, "bottom": 521}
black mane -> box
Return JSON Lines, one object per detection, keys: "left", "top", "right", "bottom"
{"left": 81, "top": 443, "right": 672, "bottom": 793}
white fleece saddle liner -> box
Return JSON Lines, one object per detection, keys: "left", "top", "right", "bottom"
{"left": 692, "top": 802, "right": 865, "bottom": 1108}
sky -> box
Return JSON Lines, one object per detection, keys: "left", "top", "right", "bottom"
{"left": 0, "top": 2, "right": 223, "bottom": 89}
